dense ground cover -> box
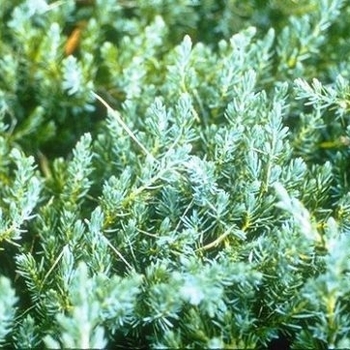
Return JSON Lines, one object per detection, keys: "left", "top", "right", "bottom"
{"left": 1, "top": 0, "right": 350, "bottom": 348}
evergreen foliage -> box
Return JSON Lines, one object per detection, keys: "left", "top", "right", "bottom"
{"left": 1, "top": 0, "right": 350, "bottom": 348}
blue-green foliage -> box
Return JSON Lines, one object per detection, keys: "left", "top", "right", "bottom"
{"left": 1, "top": 0, "right": 350, "bottom": 348}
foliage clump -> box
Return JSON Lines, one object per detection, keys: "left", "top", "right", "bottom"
{"left": 1, "top": 0, "right": 350, "bottom": 348}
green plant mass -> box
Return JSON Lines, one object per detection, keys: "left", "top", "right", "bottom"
{"left": 1, "top": 0, "right": 350, "bottom": 348}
